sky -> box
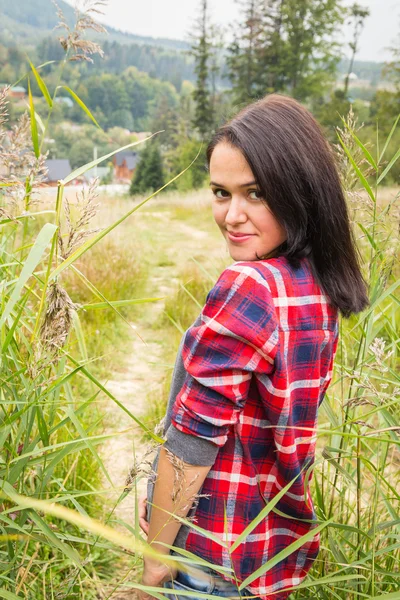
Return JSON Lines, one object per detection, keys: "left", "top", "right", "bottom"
{"left": 67, "top": 0, "right": 400, "bottom": 63}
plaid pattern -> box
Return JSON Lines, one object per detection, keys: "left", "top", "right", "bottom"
{"left": 170, "top": 256, "right": 339, "bottom": 600}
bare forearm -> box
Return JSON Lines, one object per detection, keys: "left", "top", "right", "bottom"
{"left": 147, "top": 446, "right": 211, "bottom": 557}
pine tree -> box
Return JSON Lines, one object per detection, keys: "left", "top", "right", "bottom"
{"left": 227, "top": 0, "right": 264, "bottom": 104}
{"left": 190, "top": 0, "right": 214, "bottom": 137}
{"left": 256, "top": 0, "right": 286, "bottom": 94}
{"left": 129, "top": 143, "right": 164, "bottom": 195}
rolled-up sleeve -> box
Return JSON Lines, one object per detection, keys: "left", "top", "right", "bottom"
{"left": 164, "top": 264, "right": 279, "bottom": 463}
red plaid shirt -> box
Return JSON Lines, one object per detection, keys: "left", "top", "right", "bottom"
{"left": 170, "top": 256, "right": 339, "bottom": 599}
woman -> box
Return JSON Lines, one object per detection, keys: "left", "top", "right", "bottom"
{"left": 138, "top": 94, "right": 369, "bottom": 600}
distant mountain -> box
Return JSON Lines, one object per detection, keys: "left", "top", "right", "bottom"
{"left": 0, "top": 0, "right": 190, "bottom": 51}
{"left": 337, "top": 58, "right": 385, "bottom": 85}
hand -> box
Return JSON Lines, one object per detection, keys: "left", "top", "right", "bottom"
{"left": 138, "top": 557, "right": 177, "bottom": 600}
{"left": 138, "top": 493, "right": 149, "bottom": 535}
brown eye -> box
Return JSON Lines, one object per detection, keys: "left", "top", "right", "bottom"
{"left": 249, "top": 190, "right": 263, "bottom": 201}
{"left": 213, "top": 189, "right": 230, "bottom": 199}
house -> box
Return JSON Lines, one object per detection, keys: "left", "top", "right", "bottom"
{"left": 44, "top": 159, "right": 72, "bottom": 186}
{"left": 11, "top": 86, "right": 26, "bottom": 99}
{"left": 0, "top": 84, "right": 27, "bottom": 100}
{"left": 113, "top": 151, "right": 139, "bottom": 182}
{"left": 0, "top": 85, "right": 27, "bottom": 100}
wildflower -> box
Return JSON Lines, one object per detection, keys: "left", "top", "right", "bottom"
{"left": 52, "top": 0, "right": 108, "bottom": 63}
{"left": 59, "top": 177, "right": 101, "bottom": 259}
{"left": 334, "top": 106, "right": 375, "bottom": 214}
{"left": 368, "top": 336, "right": 394, "bottom": 373}
{"left": 124, "top": 445, "right": 158, "bottom": 494}
{"left": 39, "top": 281, "right": 77, "bottom": 353}
{"left": 0, "top": 91, "right": 48, "bottom": 211}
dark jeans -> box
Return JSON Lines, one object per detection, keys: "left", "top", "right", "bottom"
{"left": 163, "top": 560, "right": 260, "bottom": 599}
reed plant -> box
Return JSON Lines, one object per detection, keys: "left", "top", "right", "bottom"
{"left": 0, "top": 2, "right": 189, "bottom": 597}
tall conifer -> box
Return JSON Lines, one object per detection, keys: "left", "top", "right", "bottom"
{"left": 227, "top": 0, "right": 264, "bottom": 104}
{"left": 190, "top": 0, "right": 214, "bottom": 137}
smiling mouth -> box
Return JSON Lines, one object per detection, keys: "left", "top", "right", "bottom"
{"left": 226, "top": 231, "right": 255, "bottom": 242}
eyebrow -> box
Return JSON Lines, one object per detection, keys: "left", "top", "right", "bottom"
{"left": 209, "top": 181, "right": 257, "bottom": 188}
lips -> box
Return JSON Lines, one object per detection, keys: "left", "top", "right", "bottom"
{"left": 227, "top": 231, "right": 255, "bottom": 243}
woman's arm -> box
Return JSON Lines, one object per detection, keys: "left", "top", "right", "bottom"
{"left": 139, "top": 446, "right": 211, "bottom": 596}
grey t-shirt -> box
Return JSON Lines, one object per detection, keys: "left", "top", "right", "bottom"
{"left": 146, "top": 314, "right": 220, "bottom": 548}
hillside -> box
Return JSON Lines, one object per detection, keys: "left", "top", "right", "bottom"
{"left": 0, "top": 0, "right": 189, "bottom": 51}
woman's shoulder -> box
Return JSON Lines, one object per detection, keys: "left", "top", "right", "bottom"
{"left": 218, "top": 256, "right": 313, "bottom": 295}
{"left": 216, "top": 256, "right": 338, "bottom": 331}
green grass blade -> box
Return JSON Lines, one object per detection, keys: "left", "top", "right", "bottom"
{"left": 68, "top": 264, "right": 152, "bottom": 342}
{"left": 163, "top": 310, "right": 185, "bottom": 334}
{"left": 0, "top": 589, "right": 25, "bottom": 599}
{"left": 71, "top": 310, "right": 88, "bottom": 362}
{"left": 35, "top": 405, "right": 49, "bottom": 446}
{"left": 378, "top": 113, "right": 400, "bottom": 163}
{"left": 147, "top": 502, "right": 227, "bottom": 548}
{"left": 27, "top": 56, "right": 52, "bottom": 107}
{"left": 60, "top": 85, "right": 100, "bottom": 128}
{"left": 64, "top": 391, "right": 113, "bottom": 486}
{"left": 81, "top": 297, "right": 164, "bottom": 310}
{"left": 239, "top": 519, "right": 333, "bottom": 590}
{"left": 337, "top": 132, "right": 375, "bottom": 204}
{"left": 126, "top": 582, "right": 222, "bottom": 599}
{"left": 161, "top": 544, "right": 233, "bottom": 576}
{"left": 377, "top": 146, "right": 400, "bottom": 184}
{"left": 349, "top": 278, "right": 400, "bottom": 333}
{"left": 339, "top": 114, "right": 378, "bottom": 171}
{"left": 229, "top": 472, "right": 301, "bottom": 553}
{"left": 27, "top": 77, "right": 39, "bottom": 159}
{"left": 27, "top": 511, "right": 84, "bottom": 566}
{"left": 1, "top": 487, "right": 170, "bottom": 564}
{"left": 1, "top": 291, "right": 30, "bottom": 353}
{"left": 65, "top": 353, "right": 165, "bottom": 443}
{"left": 358, "top": 222, "right": 378, "bottom": 251}
{"left": 0, "top": 223, "right": 57, "bottom": 329}
{"left": 11, "top": 60, "right": 56, "bottom": 88}
{"left": 272, "top": 573, "right": 365, "bottom": 596}
{"left": 370, "top": 592, "right": 400, "bottom": 600}
{"left": 190, "top": 257, "right": 217, "bottom": 283}
{"left": 180, "top": 283, "right": 203, "bottom": 309}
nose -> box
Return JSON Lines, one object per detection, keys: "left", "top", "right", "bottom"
{"left": 224, "top": 195, "right": 247, "bottom": 226}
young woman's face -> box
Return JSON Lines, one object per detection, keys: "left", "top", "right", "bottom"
{"left": 209, "top": 142, "right": 287, "bottom": 262}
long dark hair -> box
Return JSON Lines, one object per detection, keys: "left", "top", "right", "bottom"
{"left": 206, "top": 94, "right": 369, "bottom": 318}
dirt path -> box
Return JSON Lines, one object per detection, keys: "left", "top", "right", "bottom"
{"left": 98, "top": 211, "right": 222, "bottom": 528}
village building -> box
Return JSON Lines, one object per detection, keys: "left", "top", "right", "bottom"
{"left": 0, "top": 85, "right": 26, "bottom": 100}
{"left": 44, "top": 159, "right": 73, "bottom": 186}
{"left": 113, "top": 151, "right": 139, "bottom": 182}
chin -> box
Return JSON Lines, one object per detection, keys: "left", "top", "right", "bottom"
{"left": 229, "top": 249, "right": 258, "bottom": 262}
